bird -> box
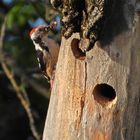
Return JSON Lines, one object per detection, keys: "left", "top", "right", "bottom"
{"left": 29, "top": 22, "right": 60, "bottom": 88}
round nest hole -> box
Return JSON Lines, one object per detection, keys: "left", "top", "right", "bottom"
{"left": 93, "top": 83, "right": 117, "bottom": 107}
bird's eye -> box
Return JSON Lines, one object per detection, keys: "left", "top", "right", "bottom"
{"left": 44, "top": 26, "right": 49, "bottom": 31}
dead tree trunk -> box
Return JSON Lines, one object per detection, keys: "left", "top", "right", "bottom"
{"left": 43, "top": 1, "right": 140, "bottom": 140}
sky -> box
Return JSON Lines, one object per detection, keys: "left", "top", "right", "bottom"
{"left": 2, "top": 0, "right": 13, "bottom": 5}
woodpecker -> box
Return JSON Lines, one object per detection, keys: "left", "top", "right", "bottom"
{"left": 29, "top": 22, "right": 60, "bottom": 88}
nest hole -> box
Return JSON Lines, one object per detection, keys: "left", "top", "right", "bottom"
{"left": 93, "top": 83, "right": 117, "bottom": 107}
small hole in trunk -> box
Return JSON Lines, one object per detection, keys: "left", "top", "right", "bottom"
{"left": 93, "top": 83, "right": 117, "bottom": 108}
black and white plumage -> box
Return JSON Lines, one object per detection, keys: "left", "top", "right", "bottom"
{"left": 30, "top": 23, "right": 60, "bottom": 86}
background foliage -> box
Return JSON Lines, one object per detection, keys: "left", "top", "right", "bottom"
{"left": 0, "top": 0, "right": 60, "bottom": 140}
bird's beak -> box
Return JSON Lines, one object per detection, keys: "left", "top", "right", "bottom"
{"left": 44, "top": 22, "right": 57, "bottom": 32}
{"left": 50, "top": 21, "right": 57, "bottom": 30}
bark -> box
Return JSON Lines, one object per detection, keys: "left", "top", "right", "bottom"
{"left": 43, "top": 1, "right": 140, "bottom": 140}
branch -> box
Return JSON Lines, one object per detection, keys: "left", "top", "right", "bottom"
{"left": 0, "top": 17, "right": 41, "bottom": 140}
{"left": 0, "top": 48, "right": 50, "bottom": 98}
{"left": 1, "top": 63, "right": 41, "bottom": 140}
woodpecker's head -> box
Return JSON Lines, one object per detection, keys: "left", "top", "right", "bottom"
{"left": 30, "top": 21, "right": 57, "bottom": 43}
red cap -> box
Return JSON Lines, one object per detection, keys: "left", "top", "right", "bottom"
{"left": 29, "top": 26, "right": 39, "bottom": 37}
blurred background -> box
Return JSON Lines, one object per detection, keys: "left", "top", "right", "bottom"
{"left": 0, "top": 0, "right": 61, "bottom": 140}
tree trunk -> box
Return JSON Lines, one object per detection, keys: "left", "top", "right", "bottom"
{"left": 43, "top": 1, "right": 140, "bottom": 140}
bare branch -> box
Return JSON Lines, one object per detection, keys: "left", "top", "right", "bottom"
{"left": 0, "top": 47, "right": 50, "bottom": 98}
{"left": 0, "top": 17, "right": 41, "bottom": 140}
{"left": 1, "top": 63, "right": 41, "bottom": 140}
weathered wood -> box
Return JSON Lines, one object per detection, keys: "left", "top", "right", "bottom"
{"left": 43, "top": 1, "right": 140, "bottom": 140}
